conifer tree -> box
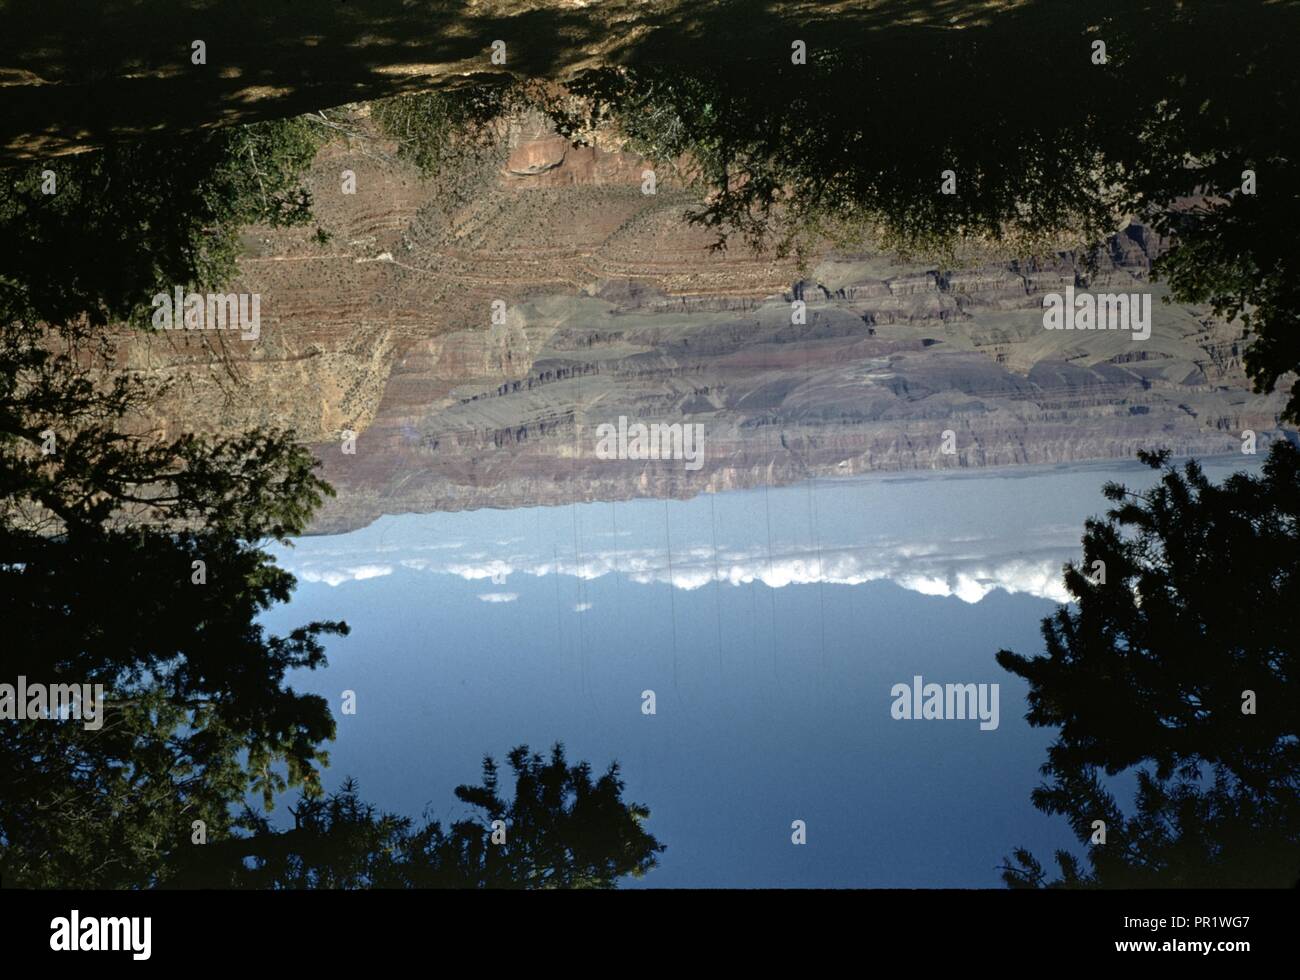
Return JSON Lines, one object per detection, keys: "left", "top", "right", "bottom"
{"left": 997, "top": 443, "right": 1300, "bottom": 887}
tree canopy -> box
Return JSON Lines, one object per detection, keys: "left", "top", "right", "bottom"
{"left": 170, "top": 744, "right": 665, "bottom": 889}
{"left": 997, "top": 443, "right": 1300, "bottom": 887}
{"left": 0, "top": 317, "right": 348, "bottom": 888}
{"left": 0, "top": 116, "right": 322, "bottom": 330}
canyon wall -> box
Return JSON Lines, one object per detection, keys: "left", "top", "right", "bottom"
{"left": 116, "top": 109, "right": 1292, "bottom": 534}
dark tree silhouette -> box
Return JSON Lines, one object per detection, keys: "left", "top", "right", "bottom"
{"left": 407, "top": 743, "right": 664, "bottom": 889}
{"left": 0, "top": 320, "right": 347, "bottom": 888}
{"left": 0, "top": 116, "right": 321, "bottom": 330}
{"left": 170, "top": 745, "right": 665, "bottom": 889}
{"left": 0, "top": 108, "right": 341, "bottom": 888}
{"left": 997, "top": 442, "right": 1300, "bottom": 887}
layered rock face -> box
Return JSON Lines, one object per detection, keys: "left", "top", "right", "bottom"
{"left": 116, "top": 110, "right": 1292, "bottom": 535}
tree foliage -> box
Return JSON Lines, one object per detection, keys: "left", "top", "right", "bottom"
{"left": 0, "top": 319, "right": 347, "bottom": 888}
{"left": 0, "top": 116, "right": 322, "bottom": 330}
{"left": 997, "top": 442, "right": 1300, "bottom": 887}
{"left": 169, "top": 744, "right": 665, "bottom": 889}
{"left": 0, "top": 110, "right": 338, "bottom": 888}
{"left": 371, "top": 83, "right": 513, "bottom": 179}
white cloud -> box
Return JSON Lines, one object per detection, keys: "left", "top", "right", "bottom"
{"left": 297, "top": 564, "right": 393, "bottom": 587}
{"left": 447, "top": 559, "right": 515, "bottom": 582}
{"left": 287, "top": 541, "right": 1071, "bottom": 604}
